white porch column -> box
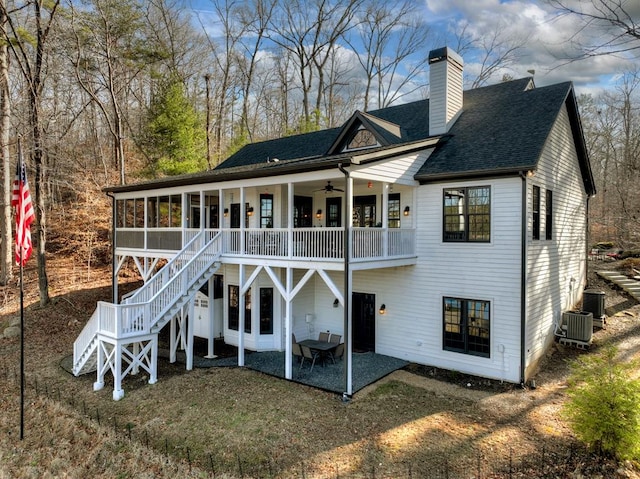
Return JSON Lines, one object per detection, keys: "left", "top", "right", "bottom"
{"left": 382, "top": 183, "right": 389, "bottom": 257}
{"left": 285, "top": 267, "right": 293, "bottom": 379}
{"left": 186, "top": 297, "right": 195, "bottom": 370}
{"left": 200, "top": 190, "right": 206, "bottom": 231}
{"left": 346, "top": 175, "right": 354, "bottom": 397}
{"left": 238, "top": 263, "right": 245, "bottom": 367}
{"left": 240, "top": 187, "right": 245, "bottom": 253}
{"left": 205, "top": 275, "right": 216, "bottom": 358}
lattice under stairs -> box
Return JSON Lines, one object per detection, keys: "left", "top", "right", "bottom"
{"left": 72, "top": 231, "right": 222, "bottom": 400}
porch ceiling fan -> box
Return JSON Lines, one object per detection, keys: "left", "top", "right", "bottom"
{"left": 315, "top": 181, "right": 344, "bottom": 193}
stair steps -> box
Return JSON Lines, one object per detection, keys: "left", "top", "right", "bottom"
{"left": 597, "top": 271, "right": 640, "bottom": 301}
{"left": 72, "top": 232, "right": 222, "bottom": 379}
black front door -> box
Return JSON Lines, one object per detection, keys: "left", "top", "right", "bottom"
{"left": 326, "top": 197, "right": 342, "bottom": 227}
{"left": 352, "top": 292, "right": 376, "bottom": 352}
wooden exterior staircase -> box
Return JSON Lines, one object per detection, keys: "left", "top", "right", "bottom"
{"left": 72, "top": 230, "right": 222, "bottom": 400}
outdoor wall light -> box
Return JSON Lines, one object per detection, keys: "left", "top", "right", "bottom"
{"left": 247, "top": 206, "right": 254, "bottom": 216}
{"left": 379, "top": 304, "right": 386, "bottom": 315}
{"left": 333, "top": 298, "right": 339, "bottom": 308}
{"left": 316, "top": 209, "right": 323, "bottom": 219}
{"left": 403, "top": 206, "right": 410, "bottom": 216}
{"left": 223, "top": 208, "right": 229, "bottom": 217}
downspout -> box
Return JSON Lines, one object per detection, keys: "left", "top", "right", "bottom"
{"left": 106, "top": 191, "right": 117, "bottom": 304}
{"left": 585, "top": 195, "right": 591, "bottom": 290}
{"left": 338, "top": 162, "right": 351, "bottom": 401}
{"left": 519, "top": 172, "right": 527, "bottom": 387}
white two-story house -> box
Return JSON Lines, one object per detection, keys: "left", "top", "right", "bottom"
{"left": 73, "top": 47, "right": 595, "bottom": 400}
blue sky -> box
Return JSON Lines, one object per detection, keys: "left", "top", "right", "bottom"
{"left": 187, "top": 0, "right": 639, "bottom": 97}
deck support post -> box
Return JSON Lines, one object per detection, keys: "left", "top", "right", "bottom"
{"left": 238, "top": 263, "right": 245, "bottom": 367}
{"left": 285, "top": 267, "right": 293, "bottom": 380}
{"left": 169, "top": 316, "right": 177, "bottom": 363}
{"left": 186, "top": 297, "right": 195, "bottom": 370}
{"left": 113, "top": 342, "right": 124, "bottom": 400}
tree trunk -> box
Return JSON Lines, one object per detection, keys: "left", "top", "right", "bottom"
{"left": 0, "top": 0, "right": 11, "bottom": 286}
{"left": 32, "top": 1, "right": 50, "bottom": 306}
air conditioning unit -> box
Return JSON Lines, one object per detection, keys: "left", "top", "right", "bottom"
{"left": 563, "top": 311, "right": 593, "bottom": 342}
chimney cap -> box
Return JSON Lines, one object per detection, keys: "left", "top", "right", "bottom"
{"left": 428, "top": 47, "right": 463, "bottom": 68}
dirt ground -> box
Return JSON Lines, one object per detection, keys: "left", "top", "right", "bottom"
{"left": 1, "top": 255, "right": 640, "bottom": 478}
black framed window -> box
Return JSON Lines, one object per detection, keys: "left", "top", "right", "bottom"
{"left": 228, "top": 285, "right": 251, "bottom": 332}
{"left": 443, "top": 187, "right": 490, "bottom": 242}
{"left": 228, "top": 285, "right": 239, "bottom": 331}
{"left": 532, "top": 185, "right": 541, "bottom": 240}
{"left": 260, "top": 194, "right": 273, "bottom": 228}
{"left": 259, "top": 288, "right": 273, "bottom": 334}
{"left": 388, "top": 193, "right": 400, "bottom": 228}
{"left": 443, "top": 297, "right": 490, "bottom": 357}
{"left": 545, "top": 190, "right": 553, "bottom": 240}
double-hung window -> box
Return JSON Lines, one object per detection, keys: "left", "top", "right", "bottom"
{"left": 443, "top": 297, "right": 490, "bottom": 357}
{"left": 532, "top": 186, "right": 541, "bottom": 240}
{"left": 443, "top": 186, "right": 491, "bottom": 242}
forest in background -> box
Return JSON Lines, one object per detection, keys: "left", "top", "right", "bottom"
{"left": 0, "top": 0, "right": 639, "bottom": 304}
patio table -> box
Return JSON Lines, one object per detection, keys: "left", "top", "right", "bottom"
{"left": 298, "top": 339, "right": 338, "bottom": 366}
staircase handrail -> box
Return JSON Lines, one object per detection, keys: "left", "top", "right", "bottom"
{"left": 72, "top": 231, "right": 220, "bottom": 373}
{"left": 73, "top": 306, "right": 101, "bottom": 367}
{"left": 147, "top": 232, "right": 222, "bottom": 331}
{"left": 124, "top": 230, "right": 207, "bottom": 305}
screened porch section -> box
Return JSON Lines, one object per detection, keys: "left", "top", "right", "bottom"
{"left": 113, "top": 181, "right": 417, "bottom": 265}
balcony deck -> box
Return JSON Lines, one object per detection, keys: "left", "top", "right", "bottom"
{"left": 115, "top": 227, "right": 417, "bottom": 270}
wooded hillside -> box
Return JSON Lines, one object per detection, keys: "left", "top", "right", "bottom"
{"left": 1, "top": 0, "right": 639, "bottom": 304}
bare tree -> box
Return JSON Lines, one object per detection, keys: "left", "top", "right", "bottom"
{"left": 2, "top": 0, "right": 62, "bottom": 305}
{"left": 235, "top": 0, "right": 276, "bottom": 143}
{"left": 581, "top": 69, "right": 640, "bottom": 246}
{"left": 0, "top": 0, "right": 11, "bottom": 285}
{"left": 453, "top": 20, "right": 528, "bottom": 89}
{"left": 345, "top": 0, "right": 431, "bottom": 111}
{"left": 267, "top": 0, "right": 362, "bottom": 130}
{"left": 547, "top": 0, "right": 640, "bottom": 59}
{"left": 69, "top": 0, "right": 152, "bottom": 185}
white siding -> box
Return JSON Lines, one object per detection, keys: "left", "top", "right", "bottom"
{"left": 352, "top": 150, "right": 432, "bottom": 186}
{"left": 351, "top": 178, "right": 523, "bottom": 383}
{"left": 524, "top": 106, "right": 587, "bottom": 376}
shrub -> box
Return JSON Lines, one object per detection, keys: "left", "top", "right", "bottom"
{"left": 564, "top": 346, "right": 640, "bottom": 460}
{"left": 620, "top": 250, "right": 640, "bottom": 260}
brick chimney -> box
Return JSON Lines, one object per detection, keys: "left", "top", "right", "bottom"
{"left": 428, "top": 47, "right": 464, "bottom": 136}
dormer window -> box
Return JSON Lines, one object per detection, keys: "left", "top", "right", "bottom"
{"left": 346, "top": 128, "right": 378, "bottom": 150}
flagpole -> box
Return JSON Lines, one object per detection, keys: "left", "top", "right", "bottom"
{"left": 17, "top": 136, "right": 24, "bottom": 440}
{"left": 19, "top": 238, "right": 24, "bottom": 440}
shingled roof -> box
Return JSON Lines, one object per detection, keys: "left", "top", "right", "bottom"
{"left": 106, "top": 76, "right": 594, "bottom": 195}
{"left": 217, "top": 77, "right": 593, "bottom": 195}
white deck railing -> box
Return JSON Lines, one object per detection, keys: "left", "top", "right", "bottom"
{"left": 216, "top": 227, "right": 415, "bottom": 261}
{"left": 118, "top": 227, "right": 415, "bottom": 261}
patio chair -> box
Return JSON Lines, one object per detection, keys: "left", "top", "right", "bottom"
{"left": 292, "top": 342, "right": 303, "bottom": 363}
{"left": 329, "top": 334, "right": 341, "bottom": 344}
{"left": 318, "top": 331, "right": 330, "bottom": 342}
{"left": 299, "top": 345, "right": 319, "bottom": 372}
{"left": 331, "top": 343, "right": 345, "bottom": 362}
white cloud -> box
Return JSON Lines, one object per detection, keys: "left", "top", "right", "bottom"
{"left": 422, "top": 0, "right": 638, "bottom": 94}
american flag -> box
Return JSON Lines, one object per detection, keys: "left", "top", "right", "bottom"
{"left": 12, "top": 158, "right": 35, "bottom": 266}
